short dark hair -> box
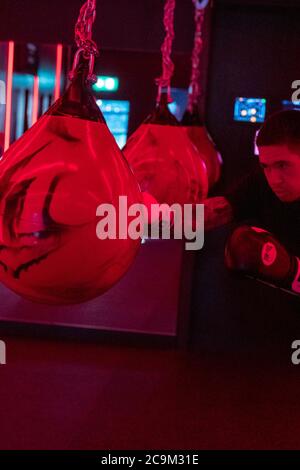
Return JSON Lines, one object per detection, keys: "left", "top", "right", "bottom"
{"left": 256, "top": 109, "right": 300, "bottom": 148}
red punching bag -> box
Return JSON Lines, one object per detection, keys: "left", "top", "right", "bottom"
{"left": 124, "top": 91, "right": 208, "bottom": 206}
{"left": 181, "top": 0, "right": 222, "bottom": 189}
{"left": 0, "top": 1, "right": 142, "bottom": 304}
{"left": 182, "top": 105, "right": 222, "bottom": 189}
{"left": 123, "top": 0, "right": 208, "bottom": 207}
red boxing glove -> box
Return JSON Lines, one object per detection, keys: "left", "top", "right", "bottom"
{"left": 225, "top": 225, "right": 300, "bottom": 295}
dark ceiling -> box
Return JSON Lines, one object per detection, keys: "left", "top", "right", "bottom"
{"left": 0, "top": 0, "right": 299, "bottom": 52}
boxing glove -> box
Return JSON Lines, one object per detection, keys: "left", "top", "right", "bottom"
{"left": 225, "top": 225, "right": 300, "bottom": 295}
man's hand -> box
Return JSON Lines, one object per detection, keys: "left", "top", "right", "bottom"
{"left": 204, "top": 196, "right": 234, "bottom": 231}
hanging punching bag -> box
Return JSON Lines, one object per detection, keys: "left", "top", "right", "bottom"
{"left": 181, "top": 0, "right": 222, "bottom": 190}
{"left": 0, "top": 2, "right": 142, "bottom": 305}
{"left": 123, "top": 91, "right": 208, "bottom": 206}
{"left": 182, "top": 105, "right": 222, "bottom": 189}
{"left": 123, "top": 0, "right": 208, "bottom": 206}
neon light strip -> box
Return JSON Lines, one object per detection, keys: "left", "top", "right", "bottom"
{"left": 31, "top": 75, "right": 39, "bottom": 126}
{"left": 54, "top": 44, "right": 63, "bottom": 101}
{"left": 4, "top": 41, "right": 14, "bottom": 151}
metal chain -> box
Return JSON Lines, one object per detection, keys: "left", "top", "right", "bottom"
{"left": 69, "top": 0, "right": 99, "bottom": 83}
{"left": 187, "top": 0, "right": 208, "bottom": 112}
{"left": 75, "top": 0, "right": 98, "bottom": 57}
{"left": 155, "top": 0, "right": 176, "bottom": 103}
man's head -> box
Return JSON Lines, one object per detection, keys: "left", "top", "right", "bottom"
{"left": 257, "top": 110, "right": 300, "bottom": 202}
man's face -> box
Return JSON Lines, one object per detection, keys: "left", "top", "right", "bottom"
{"left": 258, "top": 144, "right": 300, "bottom": 202}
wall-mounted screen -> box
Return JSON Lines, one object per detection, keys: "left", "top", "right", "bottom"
{"left": 234, "top": 97, "right": 266, "bottom": 123}
{"left": 96, "top": 99, "right": 130, "bottom": 149}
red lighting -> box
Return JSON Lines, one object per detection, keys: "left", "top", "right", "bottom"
{"left": 31, "top": 75, "right": 39, "bottom": 126}
{"left": 4, "top": 41, "right": 14, "bottom": 152}
{"left": 54, "top": 44, "right": 63, "bottom": 101}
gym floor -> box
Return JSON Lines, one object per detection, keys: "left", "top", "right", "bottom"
{"left": 0, "top": 335, "right": 299, "bottom": 450}
{"left": 0, "top": 227, "right": 299, "bottom": 450}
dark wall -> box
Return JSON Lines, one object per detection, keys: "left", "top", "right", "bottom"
{"left": 0, "top": 0, "right": 195, "bottom": 53}
{"left": 206, "top": 1, "right": 300, "bottom": 189}
{"left": 0, "top": 1, "right": 197, "bottom": 135}
{"left": 95, "top": 49, "right": 191, "bottom": 136}
{"left": 0, "top": 1, "right": 203, "bottom": 138}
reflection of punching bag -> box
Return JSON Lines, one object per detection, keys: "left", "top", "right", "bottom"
{"left": 0, "top": 63, "right": 142, "bottom": 305}
{"left": 182, "top": 105, "right": 222, "bottom": 189}
{"left": 123, "top": 92, "right": 208, "bottom": 206}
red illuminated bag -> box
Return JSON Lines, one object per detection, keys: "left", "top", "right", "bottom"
{"left": 0, "top": 65, "right": 142, "bottom": 304}
{"left": 123, "top": 93, "right": 208, "bottom": 206}
{"left": 182, "top": 106, "right": 222, "bottom": 189}
{"left": 182, "top": 0, "right": 222, "bottom": 190}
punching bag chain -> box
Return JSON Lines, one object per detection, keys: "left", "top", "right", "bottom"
{"left": 155, "top": 0, "right": 176, "bottom": 103}
{"left": 187, "top": 0, "right": 208, "bottom": 112}
{"left": 69, "top": 0, "right": 99, "bottom": 83}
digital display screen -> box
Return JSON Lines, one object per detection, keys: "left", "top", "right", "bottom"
{"left": 96, "top": 99, "right": 130, "bottom": 149}
{"left": 234, "top": 97, "right": 266, "bottom": 123}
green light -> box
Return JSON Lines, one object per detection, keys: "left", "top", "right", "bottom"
{"left": 93, "top": 76, "right": 119, "bottom": 92}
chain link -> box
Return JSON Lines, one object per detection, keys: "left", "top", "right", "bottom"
{"left": 69, "top": 0, "right": 99, "bottom": 83}
{"left": 155, "top": 0, "right": 176, "bottom": 103}
{"left": 75, "top": 0, "right": 99, "bottom": 57}
{"left": 187, "top": 0, "right": 208, "bottom": 112}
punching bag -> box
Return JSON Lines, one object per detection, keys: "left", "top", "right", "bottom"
{"left": 182, "top": 105, "right": 222, "bottom": 189}
{"left": 182, "top": 0, "right": 222, "bottom": 190}
{"left": 123, "top": 0, "right": 208, "bottom": 208}
{"left": 0, "top": 62, "right": 142, "bottom": 305}
{"left": 123, "top": 92, "right": 208, "bottom": 206}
